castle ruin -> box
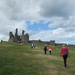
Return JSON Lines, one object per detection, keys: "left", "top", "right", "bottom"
{"left": 9, "top": 28, "right": 29, "bottom": 43}
{"left": 8, "top": 28, "right": 55, "bottom": 45}
{"left": 8, "top": 28, "right": 75, "bottom": 47}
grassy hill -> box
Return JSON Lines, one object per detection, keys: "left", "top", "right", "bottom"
{"left": 0, "top": 42, "right": 75, "bottom": 75}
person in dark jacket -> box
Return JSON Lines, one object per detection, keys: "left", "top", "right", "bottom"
{"left": 44, "top": 45, "right": 47, "bottom": 54}
{"left": 60, "top": 44, "right": 69, "bottom": 67}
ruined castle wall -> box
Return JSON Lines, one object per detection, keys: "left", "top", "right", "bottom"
{"left": 29, "top": 40, "right": 50, "bottom": 45}
{"left": 9, "top": 37, "right": 15, "bottom": 43}
{"left": 21, "top": 36, "right": 25, "bottom": 43}
{"left": 50, "top": 40, "right": 55, "bottom": 46}
{"left": 24, "top": 33, "right": 29, "bottom": 43}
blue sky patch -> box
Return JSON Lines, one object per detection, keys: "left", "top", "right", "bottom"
{"left": 26, "top": 20, "right": 57, "bottom": 31}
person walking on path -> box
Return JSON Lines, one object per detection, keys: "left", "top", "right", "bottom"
{"left": 48, "top": 45, "right": 52, "bottom": 55}
{"left": 60, "top": 44, "right": 69, "bottom": 67}
{"left": 43, "top": 45, "right": 47, "bottom": 54}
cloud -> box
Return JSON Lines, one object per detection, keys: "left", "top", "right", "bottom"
{"left": 0, "top": 33, "right": 8, "bottom": 41}
{"left": 29, "top": 28, "right": 75, "bottom": 44}
{"left": 0, "top": 0, "right": 75, "bottom": 44}
{"left": 0, "top": 0, "right": 41, "bottom": 21}
{"left": 0, "top": 0, "right": 42, "bottom": 41}
{"left": 39, "top": 0, "right": 75, "bottom": 18}
{"left": 48, "top": 16, "right": 75, "bottom": 31}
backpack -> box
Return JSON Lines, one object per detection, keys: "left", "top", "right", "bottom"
{"left": 64, "top": 51, "right": 68, "bottom": 55}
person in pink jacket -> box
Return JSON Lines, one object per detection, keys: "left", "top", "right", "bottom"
{"left": 60, "top": 44, "right": 69, "bottom": 67}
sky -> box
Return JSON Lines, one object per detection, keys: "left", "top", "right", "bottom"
{"left": 0, "top": 0, "right": 75, "bottom": 44}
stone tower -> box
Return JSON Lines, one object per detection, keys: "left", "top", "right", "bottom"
{"left": 15, "top": 28, "right": 18, "bottom": 43}
{"left": 9, "top": 32, "right": 14, "bottom": 43}
{"left": 21, "top": 30, "right": 25, "bottom": 43}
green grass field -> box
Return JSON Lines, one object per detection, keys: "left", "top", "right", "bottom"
{"left": 0, "top": 42, "right": 75, "bottom": 75}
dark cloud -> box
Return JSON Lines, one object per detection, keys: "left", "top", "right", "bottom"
{"left": 65, "top": 27, "right": 75, "bottom": 32}
{"left": 39, "top": 0, "right": 75, "bottom": 18}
